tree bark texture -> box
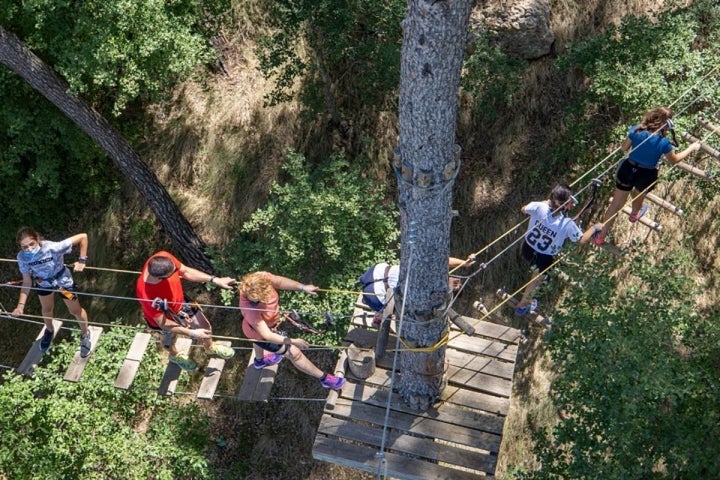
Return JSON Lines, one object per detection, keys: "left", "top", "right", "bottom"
{"left": 395, "top": 0, "right": 472, "bottom": 410}
{"left": 0, "top": 26, "right": 213, "bottom": 272}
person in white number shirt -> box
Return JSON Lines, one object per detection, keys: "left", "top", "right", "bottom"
{"left": 516, "top": 184, "right": 600, "bottom": 316}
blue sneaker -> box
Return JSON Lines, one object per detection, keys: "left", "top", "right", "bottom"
{"left": 320, "top": 373, "right": 346, "bottom": 390}
{"left": 253, "top": 353, "right": 283, "bottom": 369}
{"left": 38, "top": 328, "right": 54, "bottom": 353}
{"left": 514, "top": 299, "right": 538, "bottom": 317}
{"left": 80, "top": 334, "right": 92, "bottom": 358}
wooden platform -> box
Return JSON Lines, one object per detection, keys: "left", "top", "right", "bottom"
{"left": 313, "top": 298, "right": 522, "bottom": 479}
{"left": 237, "top": 349, "right": 279, "bottom": 402}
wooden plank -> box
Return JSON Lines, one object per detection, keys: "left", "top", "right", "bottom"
{"left": 674, "top": 161, "right": 713, "bottom": 180}
{"left": 16, "top": 320, "right": 63, "bottom": 376}
{"left": 446, "top": 334, "right": 518, "bottom": 362}
{"left": 197, "top": 341, "right": 232, "bottom": 400}
{"left": 445, "top": 348, "right": 516, "bottom": 380}
{"left": 645, "top": 192, "right": 683, "bottom": 216}
{"left": 683, "top": 129, "right": 720, "bottom": 159}
{"left": 64, "top": 326, "right": 103, "bottom": 382}
{"left": 114, "top": 332, "right": 152, "bottom": 390}
{"left": 237, "top": 350, "right": 279, "bottom": 402}
{"left": 317, "top": 416, "right": 497, "bottom": 474}
{"left": 440, "top": 385, "right": 510, "bottom": 416}
{"left": 313, "top": 436, "right": 492, "bottom": 480}
{"left": 459, "top": 315, "right": 521, "bottom": 344}
{"left": 158, "top": 337, "right": 192, "bottom": 396}
{"left": 327, "top": 398, "right": 503, "bottom": 452}
{"left": 339, "top": 381, "right": 507, "bottom": 435}
{"left": 620, "top": 205, "right": 662, "bottom": 231}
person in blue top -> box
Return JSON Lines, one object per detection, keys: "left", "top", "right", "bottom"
{"left": 594, "top": 107, "right": 701, "bottom": 245}
{"left": 515, "top": 184, "right": 600, "bottom": 316}
{"left": 11, "top": 227, "right": 93, "bottom": 357}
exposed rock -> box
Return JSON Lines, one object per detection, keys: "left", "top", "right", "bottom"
{"left": 473, "top": 0, "right": 554, "bottom": 60}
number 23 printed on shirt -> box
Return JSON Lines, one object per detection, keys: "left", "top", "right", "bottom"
{"left": 526, "top": 227, "right": 553, "bottom": 252}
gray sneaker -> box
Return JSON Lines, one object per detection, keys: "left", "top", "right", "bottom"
{"left": 39, "top": 329, "right": 54, "bottom": 353}
{"left": 80, "top": 334, "right": 92, "bottom": 358}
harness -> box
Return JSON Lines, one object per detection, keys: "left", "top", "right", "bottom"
{"left": 360, "top": 264, "right": 391, "bottom": 290}
{"left": 34, "top": 266, "right": 69, "bottom": 286}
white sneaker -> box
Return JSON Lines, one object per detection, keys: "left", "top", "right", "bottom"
{"left": 629, "top": 203, "right": 649, "bottom": 223}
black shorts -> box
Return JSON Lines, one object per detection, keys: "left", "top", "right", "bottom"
{"left": 253, "top": 341, "right": 290, "bottom": 355}
{"left": 36, "top": 283, "right": 78, "bottom": 300}
{"left": 522, "top": 241, "right": 555, "bottom": 272}
{"left": 615, "top": 158, "right": 658, "bottom": 192}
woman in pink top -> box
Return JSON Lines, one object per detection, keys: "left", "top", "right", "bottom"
{"left": 238, "top": 271, "right": 345, "bottom": 390}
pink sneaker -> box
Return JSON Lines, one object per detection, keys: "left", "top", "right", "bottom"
{"left": 629, "top": 203, "right": 649, "bottom": 223}
{"left": 320, "top": 373, "right": 346, "bottom": 390}
{"left": 253, "top": 353, "right": 283, "bottom": 369}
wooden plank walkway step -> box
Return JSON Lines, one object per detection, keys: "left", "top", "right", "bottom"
{"left": 16, "top": 320, "right": 63, "bottom": 376}
{"left": 683, "top": 130, "right": 720, "bottom": 160}
{"left": 313, "top": 304, "right": 521, "bottom": 479}
{"left": 197, "top": 341, "right": 232, "bottom": 400}
{"left": 619, "top": 205, "right": 662, "bottom": 231}
{"left": 115, "top": 332, "right": 152, "bottom": 390}
{"left": 237, "top": 350, "right": 279, "bottom": 402}
{"left": 496, "top": 288, "right": 552, "bottom": 330}
{"left": 674, "top": 161, "right": 713, "bottom": 180}
{"left": 158, "top": 337, "right": 192, "bottom": 396}
{"left": 645, "top": 192, "right": 683, "bottom": 216}
{"left": 64, "top": 326, "right": 103, "bottom": 382}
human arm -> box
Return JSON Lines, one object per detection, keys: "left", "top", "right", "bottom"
{"left": 269, "top": 274, "right": 319, "bottom": 295}
{"left": 252, "top": 319, "right": 309, "bottom": 348}
{"left": 578, "top": 223, "right": 604, "bottom": 244}
{"left": 12, "top": 274, "right": 33, "bottom": 315}
{"left": 665, "top": 142, "right": 701, "bottom": 165}
{"left": 178, "top": 264, "right": 236, "bottom": 289}
{"left": 621, "top": 137, "right": 632, "bottom": 154}
{"left": 156, "top": 314, "right": 212, "bottom": 340}
{"left": 68, "top": 233, "right": 88, "bottom": 272}
{"left": 448, "top": 255, "right": 476, "bottom": 268}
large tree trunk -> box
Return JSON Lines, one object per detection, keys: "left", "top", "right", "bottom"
{"left": 395, "top": 0, "right": 472, "bottom": 410}
{"left": 0, "top": 26, "right": 213, "bottom": 272}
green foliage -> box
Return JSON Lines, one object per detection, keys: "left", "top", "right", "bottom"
{"left": 526, "top": 254, "right": 720, "bottom": 479}
{"left": 0, "top": 0, "right": 228, "bottom": 231}
{"left": 462, "top": 29, "right": 527, "bottom": 122}
{"left": 0, "top": 325, "right": 214, "bottom": 479}
{"left": 256, "top": 0, "right": 404, "bottom": 112}
{"left": 549, "top": 1, "right": 720, "bottom": 213}
{"left": 214, "top": 149, "right": 399, "bottom": 337}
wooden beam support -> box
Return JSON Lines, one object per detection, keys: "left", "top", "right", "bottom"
{"left": 645, "top": 192, "right": 683, "bottom": 216}
{"left": 685, "top": 126, "right": 720, "bottom": 159}
{"left": 673, "top": 161, "right": 713, "bottom": 180}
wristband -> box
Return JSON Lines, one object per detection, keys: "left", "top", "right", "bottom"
{"left": 209, "top": 276, "right": 216, "bottom": 285}
{"left": 78, "top": 256, "right": 87, "bottom": 264}
{"left": 190, "top": 331, "right": 196, "bottom": 340}
{"left": 300, "top": 284, "right": 305, "bottom": 292}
